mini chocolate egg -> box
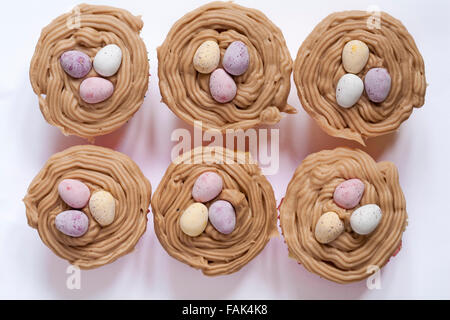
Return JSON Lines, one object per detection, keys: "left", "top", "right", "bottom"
{"left": 193, "top": 40, "right": 220, "bottom": 74}
{"left": 336, "top": 73, "right": 364, "bottom": 108}
{"left": 364, "top": 68, "right": 392, "bottom": 103}
{"left": 89, "top": 190, "right": 116, "bottom": 227}
{"left": 180, "top": 203, "right": 208, "bottom": 237}
{"left": 350, "top": 204, "right": 382, "bottom": 235}
{"left": 208, "top": 200, "right": 236, "bottom": 234}
{"left": 333, "top": 178, "right": 365, "bottom": 209}
{"left": 80, "top": 77, "right": 114, "bottom": 104}
{"left": 93, "top": 44, "right": 122, "bottom": 77}
{"left": 58, "top": 179, "right": 90, "bottom": 209}
{"left": 192, "top": 171, "right": 223, "bottom": 203}
{"left": 223, "top": 41, "right": 249, "bottom": 76}
{"left": 60, "top": 50, "right": 92, "bottom": 78}
{"left": 342, "top": 40, "right": 369, "bottom": 74}
{"left": 55, "top": 210, "right": 89, "bottom": 237}
{"left": 315, "top": 211, "right": 344, "bottom": 244}
{"left": 209, "top": 68, "right": 237, "bottom": 103}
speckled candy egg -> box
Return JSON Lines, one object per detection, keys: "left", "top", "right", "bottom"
{"left": 208, "top": 200, "right": 236, "bottom": 234}
{"left": 223, "top": 41, "right": 250, "bottom": 76}
{"left": 192, "top": 171, "right": 223, "bottom": 203}
{"left": 364, "top": 68, "right": 392, "bottom": 103}
{"left": 350, "top": 204, "right": 382, "bottom": 235}
{"left": 60, "top": 50, "right": 92, "bottom": 78}
{"left": 336, "top": 73, "right": 364, "bottom": 108}
{"left": 180, "top": 203, "right": 208, "bottom": 237}
{"left": 80, "top": 77, "right": 114, "bottom": 104}
{"left": 93, "top": 44, "right": 122, "bottom": 77}
{"left": 342, "top": 40, "right": 369, "bottom": 74}
{"left": 333, "top": 178, "right": 365, "bottom": 209}
{"left": 315, "top": 211, "right": 344, "bottom": 244}
{"left": 193, "top": 40, "right": 220, "bottom": 74}
{"left": 55, "top": 210, "right": 89, "bottom": 237}
{"left": 89, "top": 190, "right": 116, "bottom": 227}
{"left": 209, "top": 68, "right": 237, "bottom": 103}
{"left": 58, "top": 179, "right": 90, "bottom": 209}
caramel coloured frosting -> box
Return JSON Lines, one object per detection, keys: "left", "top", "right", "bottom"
{"left": 29, "top": 4, "right": 149, "bottom": 140}
{"left": 151, "top": 147, "right": 278, "bottom": 276}
{"left": 280, "top": 148, "right": 407, "bottom": 284}
{"left": 294, "top": 11, "right": 426, "bottom": 145}
{"left": 158, "top": 1, "right": 295, "bottom": 132}
{"left": 23, "top": 145, "right": 151, "bottom": 269}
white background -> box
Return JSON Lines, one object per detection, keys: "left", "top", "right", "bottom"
{"left": 1, "top": 0, "right": 449, "bottom": 299}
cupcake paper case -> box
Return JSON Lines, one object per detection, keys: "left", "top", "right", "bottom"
{"left": 279, "top": 148, "right": 407, "bottom": 284}
{"left": 29, "top": 4, "right": 149, "bottom": 141}
{"left": 23, "top": 145, "right": 152, "bottom": 269}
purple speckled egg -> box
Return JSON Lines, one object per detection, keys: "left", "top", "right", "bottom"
{"left": 192, "top": 171, "right": 223, "bottom": 203}
{"left": 209, "top": 68, "right": 237, "bottom": 103}
{"left": 364, "top": 68, "right": 391, "bottom": 103}
{"left": 60, "top": 50, "right": 92, "bottom": 79}
{"left": 333, "top": 178, "right": 365, "bottom": 209}
{"left": 223, "top": 41, "right": 249, "bottom": 76}
{"left": 80, "top": 77, "right": 114, "bottom": 104}
{"left": 55, "top": 210, "right": 89, "bottom": 237}
{"left": 209, "top": 200, "right": 236, "bottom": 235}
{"left": 58, "top": 179, "right": 91, "bottom": 209}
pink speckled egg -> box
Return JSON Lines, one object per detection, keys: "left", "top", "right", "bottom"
{"left": 60, "top": 50, "right": 92, "bottom": 79}
{"left": 333, "top": 178, "right": 365, "bottom": 209}
{"left": 58, "top": 179, "right": 90, "bottom": 209}
{"left": 192, "top": 171, "right": 223, "bottom": 203}
{"left": 80, "top": 77, "right": 114, "bottom": 104}
{"left": 209, "top": 68, "right": 237, "bottom": 103}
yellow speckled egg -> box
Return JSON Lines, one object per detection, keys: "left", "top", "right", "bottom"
{"left": 315, "top": 211, "right": 344, "bottom": 244}
{"left": 342, "top": 40, "right": 369, "bottom": 74}
{"left": 193, "top": 40, "right": 220, "bottom": 74}
{"left": 89, "top": 190, "right": 116, "bottom": 227}
{"left": 180, "top": 203, "right": 208, "bottom": 237}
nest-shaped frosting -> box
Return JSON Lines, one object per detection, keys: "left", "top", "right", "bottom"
{"left": 151, "top": 147, "right": 278, "bottom": 276}
{"left": 29, "top": 4, "right": 149, "bottom": 140}
{"left": 294, "top": 11, "right": 426, "bottom": 145}
{"left": 280, "top": 148, "right": 407, "bottom": 283}
{"left": 23, "top": 145, "right": 151, "bottom": 269}
{"left": 158, "top": 1, "right": 295, "bottom": 132}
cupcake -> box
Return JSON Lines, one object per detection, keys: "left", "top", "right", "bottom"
{"left": 158, "top": 1, "right": 295, "bottom": 132}
{"left": 279, "top": 148, "right": 407, "bottom": 283}
{"left": 294, "top": 11, "right": 426, "bottom": 145}
{"left": 23, "top": 145, "right": 151, "bottom": 269}
{"left": 29, "top": 4, "right": 149, "bottom": 141}
{"left": 151, "top": 147, "right": 278, "bottom": 276}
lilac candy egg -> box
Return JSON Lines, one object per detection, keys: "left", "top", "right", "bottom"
{"left": 209, "top": 68, "right": 237, "bottom": 103}
{"left": 192, "top": 171, "right": 223, "bottom": 203}
{"left": 209, "top": 200, "right": 236, "bottom": 235}
{"left": 223, "top": 41, "right": 250, "bottom": 76}
{"left": 55, "top": 210, "right": 89, "bottom": 237}
{"left": 58, "top": 179, "right": 91, "bottom": 209}
{"left": 333, "top": 178, "right": 365, "bottom": 209}
{"left": 60, "top": 50, "right": 92, "bottom": 79}
{"left": 364, "top": 68, "right": 392, "bottom": 103}
{"left": 80, "top": 77, "right": 114, "bottom": 104}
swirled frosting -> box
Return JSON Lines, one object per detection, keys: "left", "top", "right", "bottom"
{"left": 280, "top": 148, "right": 407, "bottom": 283}
{"left": 29, "top": 4, "right": 149, "bottom": 140}
{"left": 151, "top": 147, "right": 278, "bottom": 276}
{"left": 158, "top": 1, "right": 295, "bottom": 132}
{"left": 294, "top": 11, "right": 426, "bottom": 145}
{"left": 23, "top": 145, "right": 152, "bottom": 269}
